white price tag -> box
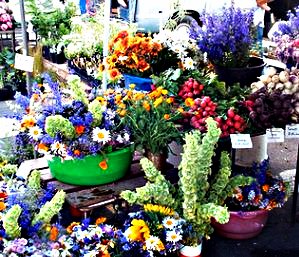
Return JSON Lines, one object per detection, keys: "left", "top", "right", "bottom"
{"left": 266, "top": 128, "right": 285, "bottom": 143}
{"left": 14, "top": 53, "right": 34, "bottom": 72}
{"left": 230, "top": 134, "right": 253, "bottom": 149}
{"left": 285, "top": 124, "right": 299, "bottom": 138}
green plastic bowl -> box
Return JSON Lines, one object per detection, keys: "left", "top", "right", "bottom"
{"left": 48, "top": 147, "right": 133, "bottom": 186}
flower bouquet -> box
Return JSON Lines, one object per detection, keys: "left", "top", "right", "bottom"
{"left": 0, "top": 162, "right": 65, "bottom": 256}
{"left": 106, "top": 30, "right": 180, "bottom": 81}
{"left": 190, "top": 6, "right": 264, "bottom": 86}
{"left": 117, "top": 204, "right": 193, "bottom": 257}
{"left": 116, "top": 85, "right": 181, "bottom": 169}
{"left": 14, "top": 73, "right": 133, "bottom": 185}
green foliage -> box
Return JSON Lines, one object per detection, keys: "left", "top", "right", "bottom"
{"left": 67, "top": 75, "right": 88, "bottom": 105}
{"left": 27, "top": 170, "right": 41, "bottom": 190}
{"left": 121, "top": 158, "right": 177, "bottom": 208}
{"left": 3, "top": 205, "right": 22, "bottom": 239}
{"left": 45, "top": 115, "right": 75, "bottom": 139}
{"left": 32, "top": 190, "right": 66, "bottom": 226}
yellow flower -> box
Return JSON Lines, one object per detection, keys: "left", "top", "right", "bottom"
{"left": 153, "top": 96, "right": 163, "bottom": 108}
{"left": 143, "top": 204, "right": 174, "bottom": 216}
{"left": 129, "top": 84, "right": 136, "bottom": 89}
{"left": 143, "top": 101, "right": 151, "bottom": 111}
{"left": 161, "top": 89, "right": 168, "bottom": 95}
{"left": 185, "top": 97, "right": 195, "bottom": 107}
{"left": 166, "top": 97, "right": 174, "bottom": 104}
{"left": 127, "top": 219, "right": 150, "bottom": 242}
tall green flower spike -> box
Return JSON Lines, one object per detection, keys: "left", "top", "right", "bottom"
{"left": 120, "top": 158, "right": 176, "bottom": 207}
{"left": 88, "top": 99, "right": 103, "bottom": 126}
{"left": 32, "top": 190, "right": 66, "bottom": 226}
{"left": 45, "top": 115, "right": 75, "bottom": 139}
{"left": 27, "top": 170, "right": 41, "bottom": 190}
{"left": 3, "top": 204, "right": 22, "bottom": 239}
{"left": 67, "top": 75, "right": 88, "bottom": 105}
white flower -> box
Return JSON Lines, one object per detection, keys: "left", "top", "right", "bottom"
{"left": 123, "top": 132, "right": 130, "bottom": 142}
{"left": 92, "top": 128, "right": 111, "bottom": 144}
{"left": 182, "top": 57, "right": 196, "bottom": 70}
{"left": 145, "top": 235, "right": 160, "bottom": 251}
{"left": 118, "top": 56, "right": 128, "bottom": 61}
{"left": 83, "top": 250, "right": 99, "bottom": 257}
{"left": 166, "top": 230, "right": 182, "bottom": 243}
{"left": 50, "top": 141, "right": 67, "bottom": 156}
{"left": 116, "top": 134, "right": 124, "bottom": 143}
{"left": 28, "top": 126, "right": 42, "bottom": 140}
{"left": 162, "top": 217, "right": 178, "bottom": 230}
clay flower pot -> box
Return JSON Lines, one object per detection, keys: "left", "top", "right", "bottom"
{"left": 212, "top": 210, "right": 269, "bottom": 239}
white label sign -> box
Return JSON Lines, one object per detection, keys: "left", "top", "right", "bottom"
{"left": 230, "top": 134, "right": 253, "bottom": 149}
{"left": 266, "top": 128, "right": 285, "bottom": 143}
{"left": 285, "top": 124, "right": 299, "bottom": 138}
{"left": 14, "top": 53, "right": 34, "bottom": 72}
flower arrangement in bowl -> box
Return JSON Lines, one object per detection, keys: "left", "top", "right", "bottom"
{"left": 190, "top": 6, "right": 265, "bottom": 86}
{"left": 117, "top": 204, "right": 194, "bottom": 257}
{"left": 116, "top": 85, "right": 181, "bottom": 170}
{"left": 13, "top": 73, "right": 133, "bottom": 185}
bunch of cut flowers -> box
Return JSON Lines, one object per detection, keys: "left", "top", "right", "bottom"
{"left": 13, "top": 73, "right": 132, "bottom": 166}
{"left": 0, "top": 162, "right": 66, "bottom": 256}
{"left": 117, "top": 204, "right": 193, "bottom": 257}
{"left": 0, "top": 2, "right": 14, "bottom": 31}
{"left": 226, "top": 160, "right": 289, "bottom": 211}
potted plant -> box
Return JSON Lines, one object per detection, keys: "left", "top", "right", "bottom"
{"left": 13, "top": 73, "right": 133, "bottom": 186}
{"left": 212, "top": 159, "right": 289, "bottom": 239}
{"left": 117, "top": 85, "right": 182, "bottom": 170}
{"left": 190, "top": 5, "right": 265, "bottom": 86}
{"left": 120, "top": 118, "right": 253, "bottom": 255}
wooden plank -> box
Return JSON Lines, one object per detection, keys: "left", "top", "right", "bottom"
{"left": 66, "top": 175, "right": 146, "bottom": 209}
{"left": 16, "top": 157, "right": 48, "bottom": 179}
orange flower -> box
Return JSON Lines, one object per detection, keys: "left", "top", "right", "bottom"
{"left": 164, "top": 114, "right": 170, "bottom": 120}
{"left": 37, "top": 143, "right": 49, "bottom": 153}
{"left": 262, "top": 184, "right": 269, "bottom": 192}
{"left": 66, "top": 222, "right": 80, "bottom": 234}
{"left": 118, "top": 109, "right": 127, "bottom": 116}
{"left": 137, "top": 59, "right": 150, "bottom": 72}
{"left": 99, "top": 160, "right": 108, "bottom": 170}
{"left": 108, "top": 68, "right": 122, "bottom": 82}
{"left": 143, "top": 101, "right": 151, "bottom": 111}
{"left": 0, "top": 202, "right": 6, "bottom": 211}
{"left": 32, "top": 93, "right": 40, "bottom": 101}
{"left": 166, "top": 97, "right": 174, "bottom": 104}
{"left": 49, "top": 226, "right": 59, "bottom": 241}
{"left": 185, "top": 97, "right": 195, "bottom": 107}
{"left": 96, "top": 96, "right": 107, "bottom": 105}
{"left": 73, "top": 149, "right": 81, "bottom": 156}
{"left": 75, "top": 125, "right": 85, "bottom": 135}
{"left": 96, "top": 217, "right": 107, "bottom": 225}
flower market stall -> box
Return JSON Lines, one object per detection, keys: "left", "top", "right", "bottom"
{"left": 1, "top": 1, "right": 299, "bottom": 256}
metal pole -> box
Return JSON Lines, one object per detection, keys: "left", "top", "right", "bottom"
{"left": 102, "top": 0, "right": 111, "bottom": 91}
{"left": 291, "top": 144, "right": 299, "bottom": 224}
{"left": 19, "top": 0, "right": 31, "bottom": 95}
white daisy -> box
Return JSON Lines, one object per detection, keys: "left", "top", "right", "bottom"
{"left": 162, "top": 217, "right": 178, "bottom": 230}
{"left": 50, "top": 141, "right": 67, "bottom": 156}
{"left": 92, "top": 128, "right": 111, "bottom": 144}
{"left": 28, "top": 126, "right": 42, "bottom": 140}
{"left": 183, "top": 57, "right": 196, "bottom": 70}
{"left": 145, "top": 235, "right": 160, "bottom": 251}
{"left": 166, "top": 230, "right": 182, "bottom": 243}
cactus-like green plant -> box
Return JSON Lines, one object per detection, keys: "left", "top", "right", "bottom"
{"left": 67, "top": 75, "right": 88, "bottom": 105}
{"left": 27, "top": 170, "right": 41, "bottom": 190}
{"left": 45, "top": 115, "right": 75, "bottom": 139}
{"left": 121, "top": 117, "right": 254, "bottom": 241}
{"left": 3, "top": 204, "right": 22, "bottom": 239}
{"left": 32, "top": 190, "right": 66, "bottom": 226}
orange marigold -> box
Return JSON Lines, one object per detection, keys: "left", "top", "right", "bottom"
{"left": 99, "top": 160, "right": 108, "bottom": 170}
{"left": 75, "top": 125, "right": 85, "bottom": 135}
{"left": 96, "top": 217, "right": 107, "bottom": 225}
{"left": 0, "top": 202, "right": 6, "bottom": 211}
{"left": 49, "top": 226, "right": 59, "bottom": 241}
{"left": 143, "top": 101, "right": 151, "bottom": 111}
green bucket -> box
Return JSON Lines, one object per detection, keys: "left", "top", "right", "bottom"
{"left": 48, "top": 147, "right": 133, "bottom": 186}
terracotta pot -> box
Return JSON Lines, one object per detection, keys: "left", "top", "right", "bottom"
{"left": 145, "top": 151, "right": 167, "bottom": 171}
{"left": 179, "top": 243, "right": 202, "bottom": 257}
{"left": 212, "top": 210, "right": 269, "bottom": 239}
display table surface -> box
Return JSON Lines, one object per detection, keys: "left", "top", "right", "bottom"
{"left": 17, "top": 156, "right": 176, "bottom": 217}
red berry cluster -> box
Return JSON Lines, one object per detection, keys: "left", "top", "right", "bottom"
{"left": 214, "top": 108, "right": 246, "bottom": 137}
{"left": 178, "top": 78, "right": 204, "bottom": 100}
{"left": 190, "top": 96, "right": 217, "bottom": 131}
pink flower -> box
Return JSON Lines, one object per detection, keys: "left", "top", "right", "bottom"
{"left": 1, "top": 13, "right": 11, "bottom": 22}
{"left": 1, "top": 23, "right": 8, "bottom": 31}
{"left": 6, "top": 21, "right": 12, "bottom": 29}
